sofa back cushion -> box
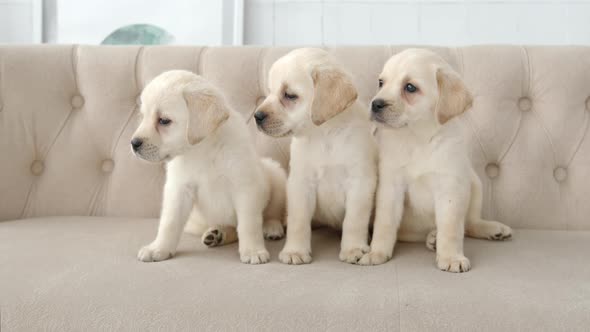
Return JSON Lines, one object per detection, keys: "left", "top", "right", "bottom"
{"left": 1, "top": 45, "right": 589, "bottom": 230}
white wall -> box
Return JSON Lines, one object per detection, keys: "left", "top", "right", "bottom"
{"left": 244, "top": 0, "right": 590, "bottom": 45}
{"left": 0, "top": 0, "right": 42, "bottom": 43}
{"left": 3, "top": 0, "right": 589, "bottom": 45}
{"left": 36, "top": 0, "right": 243, "bottom": 45}
{"left": 49, "top": 0, "right": 225, "bottom": 44}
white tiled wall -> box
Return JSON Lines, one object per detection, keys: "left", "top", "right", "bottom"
{"left": 244, "top": 0, "right": 590, "bottom": 45}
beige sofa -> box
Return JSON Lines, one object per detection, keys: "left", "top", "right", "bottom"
{"left": 1, "top": 45, "right": 589, "bottom": 331}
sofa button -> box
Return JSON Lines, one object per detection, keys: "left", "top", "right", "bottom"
{"left": 518, "top": 97, "right": 532, "bottom": 111}
{"left": 101, "top": 159, "right": 115, "bottom": 173}
{"left": 485, "top": 163, "right": 500, "bottom": 179}
{"left": 71, "top": 95, "right": 85, "bottom": 109}
{"left": 554, "top": 167, "right": 567, "bottom": 182}
{"left": 256, "top": 96, "right": 266, "bottom": 107}
{"left": 31, "top": 160, "right": 44, "bottom": 176}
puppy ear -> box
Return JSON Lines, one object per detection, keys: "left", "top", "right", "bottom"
{"left": 183, "top": 85, "right": 229, "bottom": 145}
{"left": 310, "top": 66, "right": 358, "bottom": 126}
{"left": 435, "top": 67, "right": 473, "bottom": 125}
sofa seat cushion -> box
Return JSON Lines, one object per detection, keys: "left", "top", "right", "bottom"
{"left": 1, "top": 217, "right": 589, "bottom": 331}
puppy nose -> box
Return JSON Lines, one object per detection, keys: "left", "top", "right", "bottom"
{"left": 254, "top": 111, "right": 267, "bottom": 124}
{"left": 131, "top": 138, "right": 143, "bottom": 151}
{"left": 371, "top": 99, "right": 387, "bottom": 113}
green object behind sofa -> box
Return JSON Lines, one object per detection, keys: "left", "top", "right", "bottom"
{"left": 101, "top": 24, "right": 175, "bottom": 45}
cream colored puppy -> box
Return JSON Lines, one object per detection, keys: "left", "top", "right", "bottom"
{"left": 131, "top": 70, "right": 286, "bottom": 264}
{"left": 360, "top": 49, "right": 512, "bottom": 272}
{"left": 254, "top": 48, "right": 377, "bottom": 264}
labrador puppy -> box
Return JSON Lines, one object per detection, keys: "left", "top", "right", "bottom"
{"left": 131, "top": 70, "right": 286, "bottom": 264}
{"left": 254, "top": 48, "right": 377, "bottom": 264}
{"left": 360, "top": 49, "right": 512, "bottom": 272}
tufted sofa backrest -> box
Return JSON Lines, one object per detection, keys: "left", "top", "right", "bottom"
{"left": 1, "top": 45, "right": 589, "bottom": 230}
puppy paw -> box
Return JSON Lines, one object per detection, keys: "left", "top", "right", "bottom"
{"left": 467, "top": 220, "right": 513, "bottom": 241}
{"left": 339, "top": 245, "right": 370, "bottom": 264}
{"left": 488, "top": 223, "right": 512, "bottom": 241}
{"left": 358, "top": 251, "right": 391, "bottom": 266}
{"left": 426, "top": 230, "right": 437, "bottom": 251}
{"left": 278, "top": 249, "right": 312, "bottom": 265}
{"left": 137, "top": 243, "right": 173, "bottom": 262}
{"left": 263, "top": 220, "right": 285, "bottom": 240}
{"left": 201, "top": 227, "right": 224, "bottom": 247}
{"left": 240, "top": 248, "right": 270, "bottom": 265}
{"left": 436, "top": 255, "right": 471, "bottom": 273}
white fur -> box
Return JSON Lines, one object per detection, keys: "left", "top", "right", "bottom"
{"left": 131, "top": 70, "right": 286, "bottom": 264}
{"left": 255, "top": 48, "right": 378, "bottom": 264}
{"left": 359, "top": 49, "right": 512, "bottom": 272}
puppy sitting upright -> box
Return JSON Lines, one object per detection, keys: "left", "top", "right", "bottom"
{"left": 131, "top": 70, "right": 286, "bottom": 264}
{"left": 255, "top": 48, "right": 377, "bottom": 264}
{"left": 360, "top": 49, "right": 512, "bottom": 272}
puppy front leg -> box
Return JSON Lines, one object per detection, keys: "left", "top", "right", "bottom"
{"left": 359, "top": 177, "right": 405, "bottom": 266}
{"left": 234, "top": 194, "right": 269, "bottom": 265}
{"left": 339, "top": 179, "right": 375, "bottom": 264}
{"left": 278, "top": 177, "right": 316, "bottom": 265}
{"left": 138, "top": 181, "right": 192, "bottom": 262}
{"left": 434, "top": 180, "right": 471, "bottom": 273}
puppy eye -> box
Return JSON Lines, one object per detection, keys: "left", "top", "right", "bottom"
{"left": 378, "top": 79, "right": 384, "bottom": 88}
{"left": 405, "top": 83, "right": 418, "bottom": 93}
{"left": 158, "top": 118, "right": 172, "bottom": 126}
{"left": 284, "top": 92, "right": 298, "bottom": 100}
